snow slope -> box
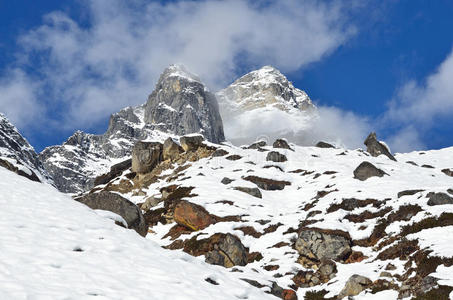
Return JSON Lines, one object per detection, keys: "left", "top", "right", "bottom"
{"left": 0, "top": 167, "right": 275, "bottom": 300}
{"left": 95, "top": 140, "right": 453, "bottom": 299}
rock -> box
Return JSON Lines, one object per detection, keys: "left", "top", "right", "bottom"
{"left": 212, "top": 148, "right": 229, "bottom": 157}
{"left": 94, "top": 159, "right": 132, "bottom": 186}
{"left": 316, "top": 141, "right": 335, "bottom": 148}
{"left": 442, "top": 168, "right": 453, "bottom": 177}
{"left": 131, "top": 141, "right": 163, "bottom": 174}
{"left": 353, "top": 161, "right": 387, "bottom": 181}
{"left": 180, "top": 135, "right": 204, "bottom": 152}
{"left": 295, "top": 229, "right": 352, "bottom": 262}
{"left": 140, "top": 195, "right": 163, "bottom": 211}
{"left": 273, "top": 139, "right": 292, "bottom": 150}
{"left": 205, "top": 233, "right": 248, "bottom": 268}
{"left": 75, "top": 191, "right": 148, "bottom": 237}
{"left": 427, "top": 192, "right": 453, "bottom": 206}
{"left": 234, "top": 187, "right": 262, "bottom": 198}
{"left": 266, "top": 151, "right": 288, "bottom": 163}
{"left": 364, "top": 132, "right": 396, "bottom": 161}
{"left": 163, "top": 138, "right": 184, "bottom": 161}
{"left": 0, "top": 158, "right": 40, "bottom": 182}
{"left": 173, "top": 200, "right": 213, "bottom": 231}
{"left": 243, "top": 175, "right": 291, "bottom": 191}
{"left": 338, "top": 275, "right": 372, "bottom": 298}
{"left": 398, "top": 189, "right": 425, "bottom": 198}
{"left": 221, "top": 177, "right": 234, "bottom": 185}
{"left": 226, "top": 154, "right": 242, "bottom": 161}
{"left": 282, "top": 289, "right": 298, "bottom": 300}
{"left": 247, "top": 141, "right": 266, "bottom": 149}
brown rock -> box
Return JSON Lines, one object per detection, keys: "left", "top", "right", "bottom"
{"left": 174, "top": 200, "right": 213, "bottom": 231}
{"left": 282, "top": 289, "right": 298, "bottom": 300}
{"left": 180, "top": 135, "right": 204, "bottom": 152}
{"left": 131, "top": 141, "right": 163, "bottom": 174}
{"left": 163, "top": 137, "right": 184, "bottom": 161}
{"left": 243, "top": 175, "right": 291, "bottom": 190}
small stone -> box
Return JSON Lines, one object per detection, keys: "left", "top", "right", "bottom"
{"left": 266, "top": 151, "right": 287, "bottom": 162}
{"left": 234, "top": 187, "right": 262, "bottom": 199}
{"left": 221, "top": 177, "right": 234, "bottom": 185}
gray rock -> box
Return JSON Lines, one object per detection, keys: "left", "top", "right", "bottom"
{"left": 234, "top": 187, "right": 262, "bottom": 199}
{"left": 338, "top": 275, "right": 372, "bottom": 298}
{"left": 273, "top": 139, "right": 292, "bottom": 150}
{"left": 76, "top": 191, "right": 148, "bottom": 237}
{"left": 212, "top": 148, "right": 229, "bottom": 157}
{"left": 141, "top": 196, "right": 163, "bottom": 211}
{"left": 353, "top": 161, "right": 387, "bottom": 181}
{"left": 247, "top": 141, "right": 266, "bottom": 149}
{"left": 163, "top": 137, "right": 183, "bottom": 161}
{"left": 397, "top": 189, "right": 424, "bottom": 198}
{"left": 364, "top": 132, "right": 396, "bottom": 161}
{"left": 316, "top": 141, "right": 335, "bottom": 148}
{"left": 427, "top": 192, "right": 453, "bottom": 206}
{"left": 131, "top": 141, "right": 163, "bottom": 174}
{"left": 180, "top": 135, "right": 204, "bottom": 152}
{"left": 144, "top": 65, "right": 224, "bottom": 143}
{"left": 94, "top": 159, "right": 132, "bottom": 186}
{"left": 266, "top": 151, "right": 288, "bottom": 163}
{"left": 295, "top": 229, "right": 352, "bottom": 262}
{"left": 242, "top": 175, "right": 291, "bottom": 191}
{"left": 442, "top": 168, "right": 453, "bottom": 177}
{"left": 221, "top": 177, "right": 234, "bottom": 185}
{"left": 205, "top": 233, "right": 248, "bottom": 268}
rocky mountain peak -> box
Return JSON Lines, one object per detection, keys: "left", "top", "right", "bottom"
{"left": 217, "top": 65, "right": 315, "bottom": 113}
{"left": 144, "top": 65, "right": 225, "bottom": 143}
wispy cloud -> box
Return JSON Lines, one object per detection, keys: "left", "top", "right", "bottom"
{"left": 0, "top": 0, "right": 355, "bottom": 133}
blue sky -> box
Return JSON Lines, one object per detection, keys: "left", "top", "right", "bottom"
{"left": 0, "top": 0, "right": 452, "bottom": 152}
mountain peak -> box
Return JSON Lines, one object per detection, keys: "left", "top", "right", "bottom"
{"left": 160, "top": 64, "right": 202, "bottom": 83}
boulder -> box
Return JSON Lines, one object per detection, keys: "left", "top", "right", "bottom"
{"left": 243, "top": 175, "right": 291, "bottom": 191}
{"left": 315, "top": 141, "right": 335, "bottom": 149}
{"left": 94, "top": 159, "right": 131, "bottom": 186}
{"left": 427, "top": 192, "right": 453, "bottom": 206}
{"left": 233, "top": 187, "right": 262, "bottom": 199}
{"left": 212, "top": 148, "right": 229, "bottom": 157}
{"left": 295, "top": 229, "right": 352, "bottom": 262}
{"left": 247, "top": 140, "right": 267, "bottom": 149}
{"left": 221, "top": 177, "right": 234, "bottom": 185}
{"left": 266, "top": 151, "right": 288, "bottom": 163}
{"left": 205, "top": 233, "right": 248, "bottom": 268}
{"left": 180, "top": 135, "right": 204, "bottom": 152}
{"left": 338, "top": 275, "right": 372, "bottom": 298}
{"left": 273, "top": 139, "right": 292, "bottom": 150}
{"left": 353, "top": 161, "right": 387, "bottom": 181}
{"left": 131, "top": 141, "right": 163, "bottom": 174}
{"left": 364, "top": 132, "right": 396, "bottom": 161}
{"left": 163, "top": 138, "right": 184, "bottom": 161}
{"left": 174, "top": 200, "right": 213, "bottom": 231}
{"left": 442, "top": 168, "right": 453, "bottom": 177}
{"left": 76, "top": 191, "right": 148, "bottom": 237}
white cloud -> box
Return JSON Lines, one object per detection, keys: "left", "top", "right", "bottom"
{"left": 0, "top": 0, "right": 355, "bottom": 132}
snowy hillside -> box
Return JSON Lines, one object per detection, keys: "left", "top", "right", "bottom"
{"left": 0, "top": 167, "right": 276, "bottom": 300}
{"left": 86, "top": 136, "right": 453, "bottom": 299}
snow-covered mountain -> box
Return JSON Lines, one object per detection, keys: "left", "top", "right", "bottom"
{"left": 82, "top": 135, "right": 453, "bottom": 300}
{"left": 0, "top": 113, "right": 51, "bottom": 182}
{"left": 39, "top": 65, "right": 225, "bottom": 194}
{"left": 216, "top": 66, "right": 317, "bottom": 145}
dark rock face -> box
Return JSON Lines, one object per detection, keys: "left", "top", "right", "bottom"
{"left": 266, "top": 151, "right": 288, "bottom": 163}
{"left": 94, "top": 159, "right": 131, "bottom": 186}
{"left": 75, "top": 191, "right": 148, "bottom": 237}
{"left": 0, "top": 158, "right": 40, "bottom": 182}
{"left": 221, "top": 177, "right": 234, "bottom": 185}
{"left": 427, "top": 192, "right": 453, "bottom": 206}
{"left": 243, "top": 175, "right": 291, "bottom": 191}
{"left": 364, "top": 132, "right": 396, "bottom": 161}
{"left": 295, "top": 229, "right": 352, "bottom": 262}
{"left": 234, "top": 187, "right": 262, "bottom": 198}
{"left": 205, "top": 233, "right": 248, "bottom": 268}
{"left": 273, "top": 139, "right": 292, "bottom": 150}
{"left": 0, "top": 114, "right": 50, "bottom": 182}
{"left": 131, "top": 142, "right": 163, "bottom": 174}
{"left": 442, "top": 168, "right": 453, "bottom": 177}
{"left": 163, "top": 138, "right": 183, "bottom": 161}
{"left": 144, "top": 65, "right": 224, "bottom": 143}
{"left": 180, "top": 135, "right": 204, "bottom": 152}
{"left": 353, "top": 161, "right": 387, "bottom": 181}
{"left": 315, "top": 141, "right": 335, "bottom": 148}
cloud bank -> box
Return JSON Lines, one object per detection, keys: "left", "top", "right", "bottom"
{"left": 0, "top": 0, "right": 355, "bottom": 132}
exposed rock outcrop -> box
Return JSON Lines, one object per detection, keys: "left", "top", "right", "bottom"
{"left": 266, "top": 151, "right": 288, "bottom": 163}
{"left": 131, "top": 141, "right": 163, "bottom": 174}
{"left": 295, "top": 229, "right": 352, "bottom": 262}
{"left": 75, "top": 191, "right": 148, "bottom": 237}
{"left": 364, "top": 132, "right": 396, "bottom": 161}
{"left": 353, "top": 161, "right": 387, "bottom": 181}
